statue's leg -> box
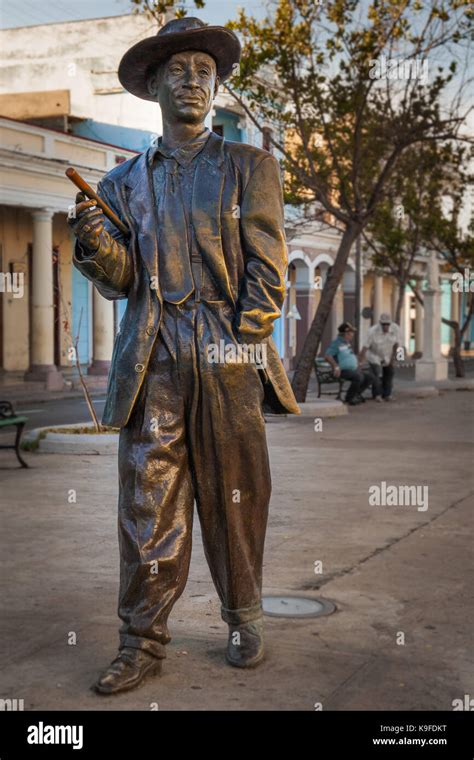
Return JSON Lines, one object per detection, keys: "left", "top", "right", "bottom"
{"left": 189, "top": 301, "right": 271, "bottom": 632}
{"left": 116, "top": 325, "right": 195, "bottom": 660}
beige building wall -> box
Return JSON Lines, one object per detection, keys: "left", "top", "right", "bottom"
{"left": 0, "top": 206, "right": 30, "bottom": 371}
{"left": 0, "top": 207, "right": 73, "bottom": 371}
{"left": 0, "top": 117, "right": 136, "bottom": 379}
{"left": 0, "top": 15, "right": 163, "bottom": 136}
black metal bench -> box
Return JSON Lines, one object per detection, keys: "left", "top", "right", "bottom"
{"left": 314, "top": 359, "right": 346, "bottom": 400}
{"left": 0, "top": 401, "right": 29, "bottom": 468}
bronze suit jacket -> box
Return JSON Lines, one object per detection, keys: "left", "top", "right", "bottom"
{"left": 73, "top": 132, "right": 300, "bottom": 427}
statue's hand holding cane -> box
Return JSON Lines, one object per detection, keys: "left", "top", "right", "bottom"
{"left": 66, "top": 167, "right": 129, "bottom": 254}
{"left": 68, "top": 191, "right": 105, "bottom": 252}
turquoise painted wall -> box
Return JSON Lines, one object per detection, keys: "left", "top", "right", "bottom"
{"left": 273, "top": 314, "right": 284, "bottom": 357}
{"left": 72, "top": 266, "right": 91, "bottom": 366}
{"left": 117, "top": 298, "right": 127, "bottom": 330}
{"left": 213, "top": 109, "right": 242, "bottom": 142}
{"left": 71, "top": 120, "right": 151, "bottom": 153}
{"left": 441, "top": 280, "right": 451, "bottom": 344}
{"left": 462, "top": 291, "right": 474, "bottom": 343}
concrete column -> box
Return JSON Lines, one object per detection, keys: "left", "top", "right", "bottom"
{"left": 415, "top": 254, "right": 448, "bottom": 381}
{"left": 287, "top": 277, "right": 297, "bottom": 358}
{"left": 25, "top": 209, "right": 62, "bottom": 386}
{"left": 330, "top": 285, "right": 344, "bottom": 337}
{"left": 415, "top": 298, "right": 424, "bottom": 354}
{"left": 373, "top": 273, "right": 383, "bottom": 322}
{"left": 89, "top": 288, "right": 114, "bottom": 375}
{"left": 450, "top": 287, "right": 460, "bottom": 322}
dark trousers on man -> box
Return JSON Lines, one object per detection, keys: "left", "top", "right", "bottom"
{"left": 116, "top": 299, "right": 270, "bottom": 659}
{"left": 369, "top": 362, "right": 395, "bottom": 399}
{"left": 340, "top": 368, "right": 372, "bottom": 402}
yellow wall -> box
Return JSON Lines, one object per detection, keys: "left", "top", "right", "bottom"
{"left": 0, "top": 206, "right": 73, "bottom": 371}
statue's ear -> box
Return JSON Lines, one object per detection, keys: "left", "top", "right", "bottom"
{"left": 214, "top": 76, "right": 220, "bottom": 97}
{"left": 147, "top": 74, "right": 157, "bottom": 98}
{"left": 147, "top": 65, "right": 160, "bottom": 98}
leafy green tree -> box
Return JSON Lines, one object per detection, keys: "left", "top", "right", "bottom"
{"left": 130, "top": 0, "right": 204, "bottom": 22}
{"left": 364, "top": 142, "right": 474, "bottom": 375}
{"left": 228, "top": 0, "right": 473, "bottom": 400}
{"left": 131, "top": 0, "right": 473, "bottom": 399}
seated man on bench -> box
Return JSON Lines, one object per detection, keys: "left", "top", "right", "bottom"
{"left": 324, "top": 322, "right": 374, "bottom": 406}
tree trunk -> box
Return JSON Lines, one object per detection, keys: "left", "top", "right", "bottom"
{"left": 442, "top": 318, "right": 465, "bottom": 378}
{"left": 452, "top": 330, "right": 465, "bottom": 377}
{"left": 291, "top": 224, "right": 360, "bottom": 402}
{"left": 394, "top": 281, "right": 405, "bottom": 325}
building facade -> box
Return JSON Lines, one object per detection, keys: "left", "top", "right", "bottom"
{"left": 0, "top": 13, "right": 285, "bottom": 388}
{"left": 0, "top": 13, "right": 471, "bottom": 387}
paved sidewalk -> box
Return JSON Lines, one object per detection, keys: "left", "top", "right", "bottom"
{"left": 0, "top": 391, "right": 472, "bottom": 710}
{"left": 0, "top": 373, "right": 107, "bottom": 406}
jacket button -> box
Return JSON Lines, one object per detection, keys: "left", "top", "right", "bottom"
{"left": 146, "top": 327, "right": 155, "bottom": 336}
{"left": 135, "top": 363, "right": 145, "bottom": 373}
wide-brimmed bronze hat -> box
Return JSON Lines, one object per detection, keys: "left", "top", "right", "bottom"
{"left": 118, "top": 17, "right": 241, "bottom": 102}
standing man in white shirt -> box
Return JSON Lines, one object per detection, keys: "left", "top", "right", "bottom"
{"left": 359, "top": 313, "right": 401, "bottom": 401}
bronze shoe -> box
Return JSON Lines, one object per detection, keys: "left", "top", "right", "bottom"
{"left": 226, "top": 618, "right": 265, "bottom": 668}
{"left": 93, "top": 647, "right": 163, "bottom": 695}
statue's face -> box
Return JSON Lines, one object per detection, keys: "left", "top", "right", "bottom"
{"left": 149, "top": 50, "right": 219, "bottom": 124}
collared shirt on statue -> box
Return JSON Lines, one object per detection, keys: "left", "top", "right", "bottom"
{"left": 148, "top": 128, "right": 220, "bottom": 303}
{"left": 149, "top": 127, "right": 211, "bottom": 213}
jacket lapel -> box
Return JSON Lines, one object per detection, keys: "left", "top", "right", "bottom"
{"left": 192, "top": 133, "right": 234, "bottom": 305}
{"left": 122, "top": 148, "right": 159, "bottom": 290}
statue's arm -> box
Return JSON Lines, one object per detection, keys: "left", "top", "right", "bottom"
{"left": 235, "top": 155, "right": 287, "bottom": 343}
{"left": 70, "top": 180, "right": 133, "bottom": 300}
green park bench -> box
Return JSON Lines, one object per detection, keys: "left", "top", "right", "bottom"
{"left": 314, "top": 358, "right": 346, "bottom": 400}
{"left": 0, "top": 401, "right": 29, "bottom": 468}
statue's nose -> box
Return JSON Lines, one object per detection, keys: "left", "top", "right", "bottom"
{"left": 182, "top": 68, "right": 200, "bottom": 88}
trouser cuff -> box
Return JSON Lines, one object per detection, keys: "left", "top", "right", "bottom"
{"left": 221, "top": 603, "right": 263, "bottom": 625}
{"left": 119, "top": 634, "right": 167, "bottom": 660}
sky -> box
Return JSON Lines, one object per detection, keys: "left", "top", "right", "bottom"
{"left": 0, "top": 0, "right": 266, "bottom": 29}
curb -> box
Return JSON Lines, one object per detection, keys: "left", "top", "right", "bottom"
{"left": 23, "top": 423, "right": 118, "bottom": 455}
{"left": 297, "top": 400, "right": 348, "bottom": 417}
{"left": 397, "top": 386, "right": 439, "bottom": 398}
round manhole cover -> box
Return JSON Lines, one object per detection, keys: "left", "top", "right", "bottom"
{"left": 262, "top": 595, "right": 335, "bottom": 618}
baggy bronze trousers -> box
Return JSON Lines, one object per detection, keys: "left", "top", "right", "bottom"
{"left": 117, "top": 299, "right": 271, "bottom": 659}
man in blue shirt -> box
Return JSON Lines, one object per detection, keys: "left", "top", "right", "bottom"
{"left": 325, "top": 322, "right": 372, "bottom": 405}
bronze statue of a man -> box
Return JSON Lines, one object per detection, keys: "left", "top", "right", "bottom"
{"left": 69, "top": 17, "right": 299, "bottom": 695}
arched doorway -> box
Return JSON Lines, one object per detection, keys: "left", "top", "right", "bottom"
{"left": 286, "top": 254, "right": 311, "bottom": 369}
